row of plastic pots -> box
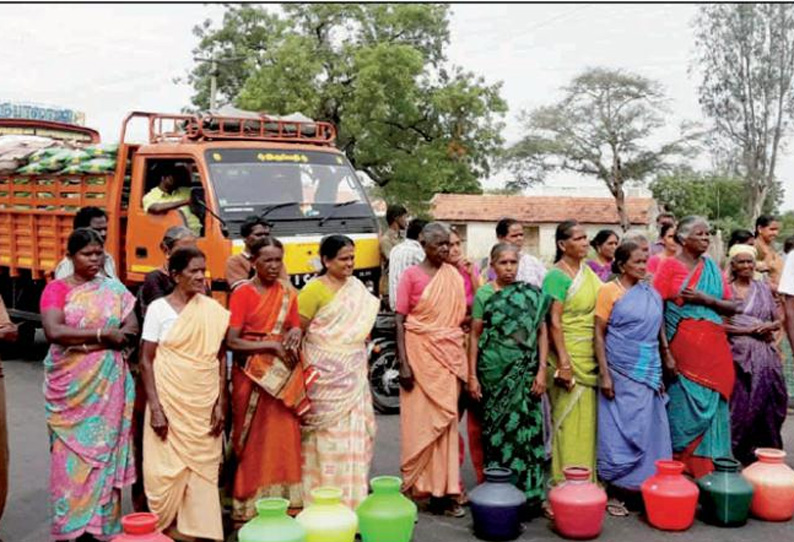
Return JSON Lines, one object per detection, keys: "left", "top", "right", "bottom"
{"left": 113, "top": 476, "right": 418, "bottom": 542}
{"left": 470, "top": 448, "right": 794, "bottom": 541}
{"left": 113, "top": 448, "right": 794, "bottom": 541}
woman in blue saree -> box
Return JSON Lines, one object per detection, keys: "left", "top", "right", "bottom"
{"left": 595, "top": 241, "right": 672, "bottom": 514}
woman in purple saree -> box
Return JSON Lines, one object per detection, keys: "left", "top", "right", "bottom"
{"left": 725, "top": 244, "right": 787, "bottom": 465}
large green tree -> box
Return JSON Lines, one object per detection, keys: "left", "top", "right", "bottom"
{"left": 651, "top": 167, "right": 783, "bottom": 235}
{"left": 184, "top": 4, "right": 507, "bottom": 206}
{"left": 503, "top": 68, "right": 695, "bottom": 231}
{"left": 650, "top": 168, "right": 749, "bottom": 234}
{"left": 694, "top": 4, "right": 794, "bottom": 222}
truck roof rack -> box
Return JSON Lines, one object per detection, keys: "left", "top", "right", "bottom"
{"left": 119, "top": 111, "right": 337, "bottom": 146}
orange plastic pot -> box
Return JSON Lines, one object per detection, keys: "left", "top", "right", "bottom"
{"left": 742, "top": 448, "right": 794, "bottom": 521}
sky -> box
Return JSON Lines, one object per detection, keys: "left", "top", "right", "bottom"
{"left": 2, "top": 3, "right": 793, "bottom": 209}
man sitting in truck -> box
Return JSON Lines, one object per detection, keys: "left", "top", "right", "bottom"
{"left": 142, "top": 163, "right": 202, "bottom": 235}
{"left": 53, "top": 206, "right": 117, "bottom": 279}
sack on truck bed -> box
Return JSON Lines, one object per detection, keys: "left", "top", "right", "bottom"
{"left": 15, "top": 162, "right": 51, "bottom": 175}
{"left": 57, "top": 158, "right": 116, "bottom": 175}
{"left": 83, "top": 144, "right": 118, "bottom": 160}
{"left": 0, "top": 135, "right": 58, "bottom": 173}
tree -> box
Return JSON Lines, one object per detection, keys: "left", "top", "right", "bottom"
{"left": 694, "top": 4, "right": 794, "bottom": 222}
{"left": 184, "top": 4, "right": 507, "bottom": 207}
{"left": 503, "top": 68, "right": 695, "bottom": 231}
{"left": 650, "top": 168, "right": 749, "bottom": 234}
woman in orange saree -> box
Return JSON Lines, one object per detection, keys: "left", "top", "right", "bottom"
{"left": 298, "top": 235, "right": 379, "bottom": 509}
{"left": 227, "top": 237, "right": 310, "bottom": 522}
{"left": 396, "top": 223, "right": 468, "bottom": 517}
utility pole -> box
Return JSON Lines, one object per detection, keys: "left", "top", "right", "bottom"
{"left": 193, "top": 53, "right": 246, "bottom": 111}
{"left": 209, "top": 52, "right": 218, "bottom": 111}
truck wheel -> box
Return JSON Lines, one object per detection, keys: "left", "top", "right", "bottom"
{"left": 368, "top": 341, "right": 400, "bottom": 415}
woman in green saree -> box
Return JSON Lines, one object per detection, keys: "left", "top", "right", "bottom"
{"left": 468, "top": 243, "right": 551, "bottom": 511}
{"left": 543, "top": 220, "right": 602, "bottom": 483}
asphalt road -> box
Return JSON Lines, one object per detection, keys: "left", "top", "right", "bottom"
{"left": 1, "top": 340, "right": 793, "bottom": 542}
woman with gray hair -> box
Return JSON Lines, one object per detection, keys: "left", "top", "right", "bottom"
{"left": 622, "top": 230, "right": 650, "bottom": 255}
{"left": 137, "top": 226, "right": 198, "bottom": 321}
{"left": 724, "top": 243, "right": 787, "bottom": 464}
{"left": 396, "top": 221, "right": 469, "bottom": 517}
{"left": 652, "top": 215, "right": 737, "bottom": 477}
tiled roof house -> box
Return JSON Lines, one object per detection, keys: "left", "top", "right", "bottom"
{"left": 431, "top": 193, "right": 657, "bottom": 262}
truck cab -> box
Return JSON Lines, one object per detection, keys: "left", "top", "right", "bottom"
{"left": 120, "top": 112, "right": 380, "bottom": 298}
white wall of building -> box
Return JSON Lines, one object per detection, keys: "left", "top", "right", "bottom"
{"left": 456, "top": 221, "right": 655, "bottom": 266}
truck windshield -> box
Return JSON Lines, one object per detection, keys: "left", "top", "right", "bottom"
{"left": 206, "top": 148, "right": 368, "bottom": 211}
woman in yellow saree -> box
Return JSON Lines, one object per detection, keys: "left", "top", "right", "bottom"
{"left": 543, "top": 221, "right": 602, "bottom": 484}
{"left": 140, "top": 247, "right": 230, "bottom": 541}
{"left": 298, "top": 235, "right": 379, "bottom": 509}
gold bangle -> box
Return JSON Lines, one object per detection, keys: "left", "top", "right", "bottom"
{"left": 82, "top": 344, "right": 88, "bottom": 352}
{"left": 96, "top": 329, "right": 102, "bottom": 343}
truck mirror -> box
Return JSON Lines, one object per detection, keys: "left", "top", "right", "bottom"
{"left": 190, "top": 186, "right": 206, "bottom": 204}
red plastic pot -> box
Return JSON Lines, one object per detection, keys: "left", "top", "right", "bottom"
{"left": 641, "top": 460, "right": 699, "bottom": 531}
{"left": 549, "top": 466, "right": 607, "bottom": 539}
{"left": 112, "top": 513, "right": 173, "bottom": 542}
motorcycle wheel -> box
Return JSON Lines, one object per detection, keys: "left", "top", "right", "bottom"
{"left": 369, "top": 340, "right": 400, "bottom": 414}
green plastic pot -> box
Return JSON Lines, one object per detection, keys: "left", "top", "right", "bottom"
{"left": 697, "top": 457, "right": 754, "bottom": 527}
{"left": 238, "top": 498, "right": 307, "bottom": 542}
{"left": 356, "top": 476, "right": 417, "bottom": 542}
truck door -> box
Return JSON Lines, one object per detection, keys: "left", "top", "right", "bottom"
{"left": 125, "top": 155, "right": 208, "bottom": 283}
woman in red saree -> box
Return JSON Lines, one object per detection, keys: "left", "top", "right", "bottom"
{"left": 227, "top": 237, "right": 309, "bottom": 522}
{"left": 652, "top": 216, "right": 738, "bottom": 477}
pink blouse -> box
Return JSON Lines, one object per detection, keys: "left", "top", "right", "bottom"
{"left": 40, "top": 280, "right": 75, "bottom": 312}
{"left": 395, "top": 265, "right": 433, "bottom": 315}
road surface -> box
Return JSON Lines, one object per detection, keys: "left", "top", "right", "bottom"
{"left": 1, "top": 342, "right": 792, "bottom": 541}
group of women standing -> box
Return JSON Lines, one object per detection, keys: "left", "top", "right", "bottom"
{"left": 41, "top": 228, "right": 378, "bottom": 541}
{"left": 466, "top": 215, "right": 788, "bottom": 517}
{"left": 39, "top": 212, "right": 790, "bottom": 539}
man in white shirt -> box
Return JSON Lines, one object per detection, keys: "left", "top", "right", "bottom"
{"left": 53, "top": 206, "right": 116, "bottom": 279}
{"left": 388, "top": 218, "right": 428, "bottom": 311}
{"left": 486, "top": 218, "right": 546, "bottom": 287}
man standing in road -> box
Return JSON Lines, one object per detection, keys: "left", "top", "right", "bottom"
{"left": 0, "top": 294, "right": 18, "bottom": 522}
{"left": 53, "top": 206, "right": 117, "bottom": 279}
{"left": 380, "top": 204, "right": 408, "bottom": 302}
{"left": 388, "top": 219, "right": 428, "bottom": 311}
{"left": 225, "top": 216, "right": 272, "bottom": 290}
{"left": 488, "top": 218, "right": 546, "bottom": 287}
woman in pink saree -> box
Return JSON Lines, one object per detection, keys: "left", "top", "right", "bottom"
{"left": 298, "top": 235, "right": 379, "bottom": 509}
{"left": 41, "top": 228, "right": 138, "bottom": 541}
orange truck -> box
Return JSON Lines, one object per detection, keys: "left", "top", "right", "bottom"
{"left": 0, "top": 112, "right": 382, "bottom": 343}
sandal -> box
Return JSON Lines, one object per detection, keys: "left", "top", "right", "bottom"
{"left": 456, "top": 490, "right": 470, "bottom": 506}
{"left": 444, "top": 503, "right": 466, "bottom": 518}
{"left": 606, "top": 498, "right": 630, "bottom": 517}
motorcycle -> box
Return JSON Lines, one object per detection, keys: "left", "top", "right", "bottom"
{"left": 367, "top": 311, "right": 400, "bottom": 414}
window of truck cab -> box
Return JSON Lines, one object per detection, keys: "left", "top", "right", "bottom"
{"left": 141, "top": 158, "right": 207, "bottom": 236}
{"left": 204, "top": 149, "right": 375, "bottom": 235}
